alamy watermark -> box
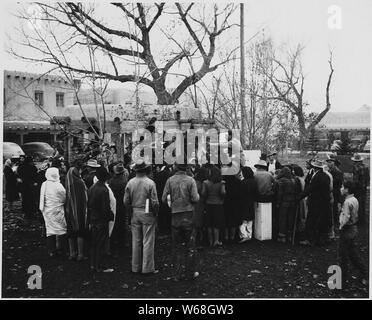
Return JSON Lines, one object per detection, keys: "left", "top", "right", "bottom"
{"left": 327, "top": 265, "right": 342, "bottom": 290}
{"left": 27, "top": 265, "right": 42, "bottom": 290}
{"left": 327, "top": 5, "right": 342, "bottom": 30}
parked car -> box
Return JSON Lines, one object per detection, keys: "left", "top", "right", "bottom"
{"left": 3, "top": 142, "right": 25, "bottom": 162}
{"left": 22, "top": 142, "right": 54, "bottom": 162}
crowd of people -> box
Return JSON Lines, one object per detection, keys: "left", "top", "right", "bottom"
{"left": 3, "top": 147, "right": 369, "bottom": 287}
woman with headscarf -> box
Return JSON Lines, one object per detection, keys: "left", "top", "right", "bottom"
{"left": 292, "top": 165, "right": 308, "bottom": 242}
{"left": 39, "top": 167, "right": 67, "bottom": 257}
{"left": 276, "top": 166, "right": 297, "bottom": 243}
{"left": 65, "top": 159, "right": 88, "bottom": 261}
{"left": 3, "top": 159, "right": 19, "bottom": 210}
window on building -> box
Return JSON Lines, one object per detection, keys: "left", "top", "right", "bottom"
{"left": 56, "top": 92, "right": 64, "bottom": 107}
{"left": 34, "top": 90, "right": 44, "bottom": 106}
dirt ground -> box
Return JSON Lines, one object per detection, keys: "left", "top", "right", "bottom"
{"left": 2, "top": 199, "right": 369, "bottom": 299}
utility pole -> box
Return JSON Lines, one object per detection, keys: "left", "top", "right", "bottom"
{"left": 240, "top": 3, "right": 246, "bottom": 149}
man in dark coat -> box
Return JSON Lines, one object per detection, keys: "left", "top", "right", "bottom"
{"left": 351, "top": 153, "right": 369, "bottom": 225}
{"left": 154, "top": 165, "right": 172, "bottom": 236}
{"left": 300, "top": 159, "right": 331, "bottom": 246}
{"left": 304, "top": 159, "right": 315, "bottom": 188}
{"left": 326, "top": 155, "right": 344, "bottom": 229}
{"left": 276, "top": 167, "right": 297, "bottom": 243}
{"left": 87, "top": 167, "right": 114, "bottom": 272}
{"left": 17, "top": 156, "right": 38, "bottom": 220}
{"left": 3, "top": 159, "right": 19, "bottom": 210}
{"left": 108, "top": 163, "right": 129, "bottom": 249}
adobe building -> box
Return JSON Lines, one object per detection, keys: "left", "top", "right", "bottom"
{"left": 3, "top": 70, "right": 76, "bottom": 145}
{"left": 3, "top": 70, "right": 214, "bottom": 162}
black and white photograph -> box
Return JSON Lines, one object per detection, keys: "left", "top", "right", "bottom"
{"left": 0, "top": 0, "right": 371, "bottom": 304}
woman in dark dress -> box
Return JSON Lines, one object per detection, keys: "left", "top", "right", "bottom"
{"left": 239, "top": 167, "right": 257, "bottom": 242}
{"left": 65, "top": 159, "right": 88, "bottom": 261}
{"left": 202, "top": 166, "right": 226, "bottom": 247}
{"left": 108, "top": 163, "right": 129, "bottom": 250}
{"left": 223, "top": 173, "right": 242, "bottom": 243}
{"left": 17, "top": 156, "right": 38, "bottom": 219}
{"left": 4, "top": 159, "right": 19, "bottom": 210}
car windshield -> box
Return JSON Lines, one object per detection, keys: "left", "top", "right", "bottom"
{"left": 3, "top": 143, "right": 23, "bottom": 153}
{"left": 23, "top": 143, "right": 54, "bottom": 157}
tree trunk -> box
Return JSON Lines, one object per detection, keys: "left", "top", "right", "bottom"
{"left": 298, "top": 116, "right": 307, "bottom": 152}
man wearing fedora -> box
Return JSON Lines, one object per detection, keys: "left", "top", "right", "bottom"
{"left": 87, "top": 166, "right": 115, "bottom": 272}
{"left": 300, "top": 159, "right": 331, "bottom": 246}
{"left": 83, "top": 159, "right": 101, "bottom": 189}
{"left": 124, "top": 160, "right": 159, "bottom": 274}
{"left": 326, "top": 154, "right": 344, "bottom": 230}
{"left": 162, "top": 162, "right": 200, "bottom": 281}
{"left": 267, "top": 152, "right": 282, "bottom": 174}
{"left": 304, "top": 158, "right": 315, "bottom": 188}
{"left": 351, "top": 153, "right": 369, "bottom": 225}
{"left": 254, "top": 159, "right": 278, "bottom": 238}
{"left": 254, "top": 159, "right": 276, "bottom": 202}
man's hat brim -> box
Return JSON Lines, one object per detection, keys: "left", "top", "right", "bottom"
{"left": 311, "top": 161, "right": 324, "bottom": 169}
{"left": 351, "top": 157, "right": 364, "bottom": 162}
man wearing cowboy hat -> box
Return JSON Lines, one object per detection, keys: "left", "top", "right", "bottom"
{"left": 351, "top": 153, "right": 369, "bottom": 225}
{"left": 266, "top": 151, "right": 282, "bottom": 174}
{"left": 83, "top": 159, "right": 101, "bottom": 189}
{"left": 124, "top": 160, "right": 159, "bottom": 274}
{"left": 326, "top": 154, "right": 344, "bottom": 229}
{"left": 300, "top": 159, "right": 331, "bottom": 246}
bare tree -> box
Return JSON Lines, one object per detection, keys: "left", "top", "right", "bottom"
{"left": 260, "top": 44, "right": 334, "bottom": 150}
{"left": 9, "top": 2, "right": 238, "bottom": 105}
{"left": 199, "top": 36, "right": 282, "bottom": 151}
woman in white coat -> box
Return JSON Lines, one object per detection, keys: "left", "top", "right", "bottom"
{"left": 39, "top": 167, "right": 67, "bottom": 257}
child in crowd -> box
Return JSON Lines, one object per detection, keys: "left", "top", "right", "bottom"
{"left": 338, "top": 181, "right": 367, "bottom": 289}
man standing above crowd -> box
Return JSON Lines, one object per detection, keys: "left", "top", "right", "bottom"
{"left": 300, "top": 159, "right": 331, "bottom": 246}
{"left": 267, "top": 152, "right": 282, "bottom": 174}
{"left": 351, "top": 153, "right": 369, "bottom": 226}
{"left": 162, "top": 163, "right": 200, "bottom": 281}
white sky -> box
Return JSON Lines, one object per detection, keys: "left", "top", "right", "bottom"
{"left": 1, "top": 0, "right": 372, "bottom": 113}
